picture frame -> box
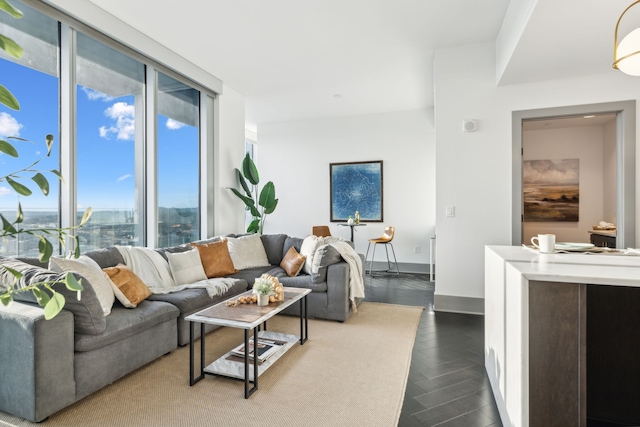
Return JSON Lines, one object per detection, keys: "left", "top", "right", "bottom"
{"left": 523, "top": 158, "right": 579, "bottom": 222}
{"left": 330, "top": 160, "right": 383, "bottom": 222}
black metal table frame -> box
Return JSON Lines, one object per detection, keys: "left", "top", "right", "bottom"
{"left": 189, "top": 294, "right": 308, "bottom": 398}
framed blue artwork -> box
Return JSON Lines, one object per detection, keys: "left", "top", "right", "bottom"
{"left": 330, "top": 160, "right": 383, "bottom": 222}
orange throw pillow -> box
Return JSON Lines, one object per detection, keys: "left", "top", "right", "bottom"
{"left": 280, "top": 246, "right": 306, "bottom": 277}
{"left": 191, "top": 239, "right": 238, "bottom": 278}
{"left": 103, "top": 264, "right": 151, "bottom": 308}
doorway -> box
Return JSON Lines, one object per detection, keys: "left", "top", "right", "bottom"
{"left": 512, "top": 101, "right": 636, "bottom": 248}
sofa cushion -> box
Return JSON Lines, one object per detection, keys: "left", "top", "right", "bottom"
{"left": 310, "top": 244, "right": 344, "bottom": 283}
{"left": 268, "top": 268, "right": 328, "bottom": 293}
{"left": 83, "top": 247, "right": 125, "bottom": 269}
{"left": 280, "top": 246, "right": 306, "bottom": 277}
{"left": 147, "top": 279, "right": 248, "bottom": 315}
{"left": 49, "top": 256, "right": 115, "bottom": 316}
{"left": 226, "top": 234, "right": 270, "bottom": 270}
{"left": 166, "top": 249, "right": 207, "bottom": 285}
{"left": 190, "top": 240, "right": 237, "bottom": 278}
{"left": 73, "top": 300, "right": 179, "bottom": 352}
{"left": 103, "top": 264, "right": 152, "bottom": 308}
{"left": 0, "top": 258, "right": 107, "bottom": 335}
{"left": 226, "top": 266, "right": 277, "bottom": 286}
{"left": 283, "top": 236, "right": 303, "bottom": 256}
{"left": 261, "top": 234, "right": 287, "bottom": 265}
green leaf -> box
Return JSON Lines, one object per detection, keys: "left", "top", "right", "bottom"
{"left": 50, "top": 169, "right": 64, "bottom": 182}
{"left": 16, "top": 201, "right": 23, "bottom": 223}
{"left": 242, "top": 153, "right": 259, "bottom": 186}
{"left": 0, "top": 0, "right": 23, "bottom": 18}
{"left": 31, "top": 173, "right": 49, "bottom": 196}
{"left": 259, "top": 181, "right": 277, "bottom": 210}
{"left": 0, "top": 84, "right": 19, "bottom": 110}
{"left": 0, "top": 139, "right": 18, "bottom": 157}
{"left": 236, "top": 168, "right": 252, "bottom": 198}
{"left": 228, "top": 187, "right": 258, "bottom": 211}
{"left": 73, "top": 236, "right": 80, "bottom": 258}
{"left": 80, "top": 207, "right": 92, "bottom": 226}
{"left": 0, "top": 292, "right": 12, "bottom": 306}
{"left": 64, "top": 271, "right": 83, "bottom": 291}
{"left": 45, "top": 134, "right": 54, "bottom": 155}
{"left": 32, "top": 287, "right": 50, "bottom": 307}
{"left": 44, "top": 292, "right": 65, "bottom": 320}
{"left": 264, "top": 199, "right": 278, "bottom": 215}
{"left": 0, "top": 34, "right": 22, "bottom": 58}
{"left": 0, "top": 213, "right": 17, "bottom": 234}
{"left": 6, "top": 177, "right": 31, "bottom": 196}
{"left": 38, "top": 237, "right": 53, "bottom": 263}
{"left": 247, "top": 219, "right": 260, "bottom": 233}
{"left": 3, "top": 265, "right": 23, "bottom": 280}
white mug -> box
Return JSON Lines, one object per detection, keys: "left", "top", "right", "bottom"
{"left": 531, "top": 234, "right": 556, "bottom": 253}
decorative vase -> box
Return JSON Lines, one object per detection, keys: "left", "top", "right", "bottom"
{"left": 347, "top": 218, "right": 355, "bottom": 225}
{"left": 257, "top": 294, "right": 270, "bottom": 306}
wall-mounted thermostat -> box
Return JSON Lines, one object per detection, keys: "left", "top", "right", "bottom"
{"left": 463, "top": 119, "right": 476, "bottom": 132}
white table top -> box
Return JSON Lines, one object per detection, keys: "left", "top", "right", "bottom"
{"left": 487, "top": 245, "right": 640, "bottom": 287}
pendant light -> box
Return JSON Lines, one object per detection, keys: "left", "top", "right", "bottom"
{"left": 614, "top": 1, "right": 640, "bottom": 75}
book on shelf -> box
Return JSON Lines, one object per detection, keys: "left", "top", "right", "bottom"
{"left": 230, "top": 338, "right": 284, "bottom": 363}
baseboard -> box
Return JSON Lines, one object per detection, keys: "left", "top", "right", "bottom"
{"left": 434, "top": 294, "right": 484, "bottom": 315}
{"left": 362, "top": 260, "right": 432, "bottom": 275}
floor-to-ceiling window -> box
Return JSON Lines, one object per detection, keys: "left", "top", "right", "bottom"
{"left": 76, "top": 33, "right": 145, "bottom": 250}
{"left": 0, "top": 0, "right": 214, "bottom": 256}
{"left": 156, "top": 72, "right": 200, "bottom": 247}
{"left": 0, "top": 3, "right": 59, "bottom": 257}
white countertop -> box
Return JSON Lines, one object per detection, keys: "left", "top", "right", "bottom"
{"left": 487, "top": 245, "right": 640, "bottom": 287}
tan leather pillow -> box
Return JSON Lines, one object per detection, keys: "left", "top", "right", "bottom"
{"left": 191, "top": 239, "right": 238, "bottom": 278}
{"left": 103, "top": 264, "right": 151, "bottom": 308}
{"left": 280, "top": 246, "right": 307, "bottom": 277}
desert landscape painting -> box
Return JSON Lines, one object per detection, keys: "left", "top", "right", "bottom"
{"left": 524, "top": 159, "right": 579, "bottom": 222}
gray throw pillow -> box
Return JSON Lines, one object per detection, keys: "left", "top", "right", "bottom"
{"left": 310, "top": 245, "right": 344, "bottom": 284}
{"left": 0, "top": 258, "right": 107, "bottom": 335}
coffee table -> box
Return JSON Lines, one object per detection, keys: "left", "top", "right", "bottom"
{"left": 186, "top": 287, "right": 310, "bottom": 398}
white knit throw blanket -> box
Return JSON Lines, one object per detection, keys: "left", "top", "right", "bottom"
{"left": 115, "top": 246, "right": 238, "bottom": 298}
{"left": 325, "top": 241, "right": 365, "bottom": 312}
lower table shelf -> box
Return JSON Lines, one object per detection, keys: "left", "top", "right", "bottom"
{"left": 204, "top": 330, "right": 300, "bottom": 382}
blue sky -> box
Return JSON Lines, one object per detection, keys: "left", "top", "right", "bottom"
{"left": 0, "top": 59, "right": 199, "bottom": 212}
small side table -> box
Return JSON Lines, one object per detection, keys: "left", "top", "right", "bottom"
{"left": 337, "top": 223, "right": 367, "bottom": 242}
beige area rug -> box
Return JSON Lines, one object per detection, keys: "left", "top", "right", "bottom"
{"left": 0, "top": 302, "right": 423, "bottom": 427}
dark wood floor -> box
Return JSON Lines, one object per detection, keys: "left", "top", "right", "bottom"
{"left": 363, "top": 272, "right": 502, "bottom": 427}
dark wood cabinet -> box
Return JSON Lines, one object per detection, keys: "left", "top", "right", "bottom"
{"left": 589, "top": 232, "right": 616, "bottom": 248}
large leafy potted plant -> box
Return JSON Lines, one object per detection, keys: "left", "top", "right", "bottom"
{"left": 0, "top": 0, "right": 91, "bottom": 319}
{"left": 228, "top": 153, "right": 277, "bottom": 234}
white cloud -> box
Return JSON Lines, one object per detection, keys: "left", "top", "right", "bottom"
{"left": 0, "top": 187, "right": 11, "bottom": 196}
{"left": 116, "top": 173, "right": 133, "bottom": 183}
{"left": 82, "top": 87, "right": 114, "bottom": 102}
{"left": 166, "top": 118, "right": 185, "bottom": 130}
{"left": 100, "top": 102, "right": 135, "bottom": 141}
{"left": 0, "top": 112, "right": 22, "bottom": 138}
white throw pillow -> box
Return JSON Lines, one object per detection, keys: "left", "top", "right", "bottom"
{"left": 300, "top": 235, "right": 321, "bottom": 275}
{"left": 49, "top": 255, "right": 115, "bottom": 316}
{"left": 226, "top": 234, "right": 270, "bottom": 270}
{"left": 166, "top": 249, "right": 208, "bottom": 285}
{"left": 301, "top": 235, "right": 347, "bottom": 275}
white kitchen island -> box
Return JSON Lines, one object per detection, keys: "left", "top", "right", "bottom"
{"left": 485, "top": 245, "right": 640, "bottom": 427}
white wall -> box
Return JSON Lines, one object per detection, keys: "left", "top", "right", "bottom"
{"left": 215, "top": 85, "right": 247, "bottom": 236}
{"left": 257, "top": 109, "right": 435, "bottom": 268}
{"left": 434, "top": 42, "right": 640, "bottom": 308}
{"left": 522, "top": 126, "right": 604, "bottom": 243}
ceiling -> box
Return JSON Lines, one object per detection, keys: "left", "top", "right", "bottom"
{"left": 79, "top": 0, "right": 634, "bottom": 130}
{"left": 523, "top": 114, "right": 616, "bottom": 131}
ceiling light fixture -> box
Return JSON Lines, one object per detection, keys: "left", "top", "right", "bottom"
{"left": 583, "top": 115, "right": 596, "bottom": 119}
{"left": 614, "top": 1, "right": 640, "bottom": 75}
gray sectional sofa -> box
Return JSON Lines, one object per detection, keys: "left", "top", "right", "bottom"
{"left": 0, "top": 233, "right": 363, "bottom": 422}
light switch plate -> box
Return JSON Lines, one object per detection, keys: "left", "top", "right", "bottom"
{"left": 446, "top": 206, "right": 455, "bottom": 218}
